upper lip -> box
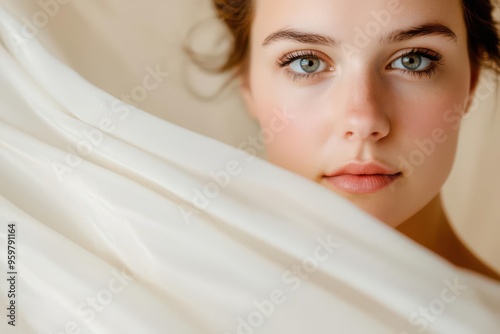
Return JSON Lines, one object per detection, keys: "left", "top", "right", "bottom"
{"left": 325, "top": 161, "right": 400, "bottom": 177}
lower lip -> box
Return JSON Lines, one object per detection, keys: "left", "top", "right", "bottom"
{"left": 323, "top": 174, "right": 401, "bottom": 194}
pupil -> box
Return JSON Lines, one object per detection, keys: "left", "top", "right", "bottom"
{"left": 403, "top": 55, "right": 421, "bottom": 70}
{"left": 300, "top": 58, "right": 319, "bottom": 73}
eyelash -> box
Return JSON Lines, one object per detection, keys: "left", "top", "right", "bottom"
{"left": 276, "top": 48, "right": 444, "bottom": 81}
{"left": 276, "top": 50, "right": 329, "bottom": 81}
{"left": 391, "top": 48, "right": 444, "bottom": 78}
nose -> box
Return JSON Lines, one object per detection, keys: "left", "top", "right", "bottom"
{"left": 335, "top": 72, "right": 391, "bottom": 142}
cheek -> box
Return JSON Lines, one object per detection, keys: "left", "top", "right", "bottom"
{"left": 247, "top": 54, "right": 336, "bottom": 138}
{"left": 254, "top": 101, "right": 326, "bottom": 178}
{"left": 398, "top": 87, "right": 467, "bottom": 186}
{"left": 246, "top": 67, "right": 332, "bottom": 177}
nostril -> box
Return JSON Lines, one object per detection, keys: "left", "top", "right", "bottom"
{"left": 344, "top": 130, "right": 387, "bottom": 141}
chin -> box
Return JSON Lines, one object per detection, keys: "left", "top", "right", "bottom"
{"left": 340, "top": 194, "right": 417, "bottom": 228}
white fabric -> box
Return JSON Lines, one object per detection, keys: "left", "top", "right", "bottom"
{"left": 0, "top": 3, "right": 499, "bottom": 334}
{"left": 2, "top": 0, "right": 499, "bottom": 268}
{"left": 2, "top": 0, "right": 498, "bottom": 270}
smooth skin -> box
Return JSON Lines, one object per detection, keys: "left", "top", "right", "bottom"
{"left": 240, "top": 0, "right": 499, "bottom": 279}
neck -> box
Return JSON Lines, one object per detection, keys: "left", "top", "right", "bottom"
{"left": 396, "top": 194, "right": 500, "bottom": 281}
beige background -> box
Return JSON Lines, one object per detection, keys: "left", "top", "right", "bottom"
{"left": 2, "top": 0, "right": 499, "bottom": 270}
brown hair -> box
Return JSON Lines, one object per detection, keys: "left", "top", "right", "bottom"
{"left": 212, "top": 0, "right": 500, "bottom": 74}
{"left": 212, "top": 0, "right": 253, "bottom": 74}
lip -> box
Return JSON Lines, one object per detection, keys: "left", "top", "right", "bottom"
{"left": 323, "top": 161, "right": 402, "bottom": 194}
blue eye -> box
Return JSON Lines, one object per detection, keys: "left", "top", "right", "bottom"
{"left": 389, "top": 49, "right": 444, "bottom": 78}
{"left": 277, "top": 50, "right": 332, "bottom": 80}
{"left": 391, "top": 53, "right": 432, "bottom": 71}
{"left": 289, "top": 57, "right": 328, "bottom": 74}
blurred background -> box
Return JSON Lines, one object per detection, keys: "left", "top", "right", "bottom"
{"left": 1, "top": 0, "right": 499, "bottom": 271}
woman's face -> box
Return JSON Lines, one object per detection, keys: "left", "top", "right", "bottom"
{"left": 241, "top": 0, "right": 477, "bottom": 227}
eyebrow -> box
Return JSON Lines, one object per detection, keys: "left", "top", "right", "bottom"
{"left": 262, "top": 23, "right": 457, "bottom": 47}
{"left": 262, "top": 28, "right": 337, "bottom": 47}
{"left": 382, "top": 22, "right": 457, "bottom": 44}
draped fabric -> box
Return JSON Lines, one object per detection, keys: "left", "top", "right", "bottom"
{"left": 0, "top": 2, "right": 499, "bottom": 334}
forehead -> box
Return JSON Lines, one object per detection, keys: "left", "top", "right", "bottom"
{"left": 251, "top": 0, "right": 466, "bottom": 44}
